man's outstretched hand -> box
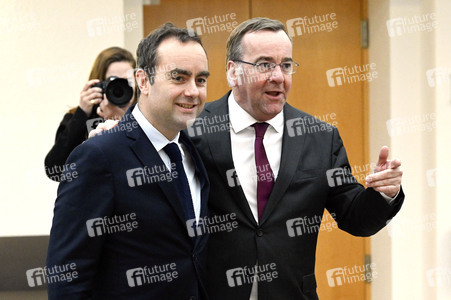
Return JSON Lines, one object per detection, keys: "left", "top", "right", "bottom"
{"left": 365, "top": 146, "right": 403, "bottom": 198}
{"left": 88, "top": 120, "right": 119, "bottom": 138}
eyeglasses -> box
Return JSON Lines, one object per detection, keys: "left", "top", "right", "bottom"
{"left": 234, "top": 60, "right": 299, "bottom": 75}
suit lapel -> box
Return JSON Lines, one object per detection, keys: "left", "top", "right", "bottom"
{"left": 179, "top": 132, "right": 210, "bottom": 248}
{"left": 204, "top": 93, "right": 257, "bottom": 225}
{"left": 180, "top": 131, "right": 208, "bottom": 214}
{"left": 124, "top": 109, "right": 188, "bottom": 227}
{"left": 260, "top": 104, "right": 306, "bottom": 225}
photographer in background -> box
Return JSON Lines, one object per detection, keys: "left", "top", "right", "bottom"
{"left": 44, "top": 47, "right": 137, "bottom": 181}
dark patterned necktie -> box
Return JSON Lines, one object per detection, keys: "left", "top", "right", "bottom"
{"left": 252, "top": 122, "right": 275, "bottom": 220}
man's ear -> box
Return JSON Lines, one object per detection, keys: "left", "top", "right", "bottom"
{"left": 226, "top": 61, "right": 241, "bottom": 88}
{"left": 135, "top": 69, "right": 150, "bottom": 96}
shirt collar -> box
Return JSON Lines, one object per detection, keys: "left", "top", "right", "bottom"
{"left": 228, "top": 92, "right": 284, "bottom": 134}
{"left": 132, "top": 104, "right": 181, "bottom": 152}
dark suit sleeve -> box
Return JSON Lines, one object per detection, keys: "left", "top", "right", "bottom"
{"left": 46, "top": 140, "right": 114, "bottom": 299}
{"left": 325, "top": 128, "right": 404, "bottom": 237}
{"left": 44, "top": 107, "right": 90, "bottom": 181}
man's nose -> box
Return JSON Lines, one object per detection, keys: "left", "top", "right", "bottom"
{"left": 268, "top": 65, "right": 285, "bottom": 83}
{"left": 184, "top": 79, "right": 200, "bottom": 98}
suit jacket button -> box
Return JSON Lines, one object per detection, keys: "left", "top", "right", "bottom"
{"left": 256, "top": 229, "right": 263, "bottom": 237}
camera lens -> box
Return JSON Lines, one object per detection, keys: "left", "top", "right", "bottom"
{"left": 112, "top": 86, "right": 124, "bottom": 98}
{"left": 104, "top": 77, "right": 133, "bottom": 107}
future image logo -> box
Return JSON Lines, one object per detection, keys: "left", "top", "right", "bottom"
{"left": 426, "top": 267, "right": 451, "bottom": 287}
{"left": 386, "top": 113, "right": 436, "bottom": 137}
{"left": 26, "top": 63, "right": 78, "bottom": 87}
{"left": 426, "top": 67, "right": 450, "bottom": 87}
{"left": 126, "top": 268, "right": 145, "bottom": 287}
{"left": 226, "top": 263, "right": 278, "bottom": 287}
{"left": 226, "top": 169, "right": 240, "bottom": 187}
{"left": 286, "top": 13, "right": 338, "bottom": 37}
{"left": 86, "top": 213, "right": 138, "bottom": 237}
{"left": 386, "top": 213, "right": 436, "bottom": 238}
{"left": 126, "top": 164, "right": 177, "bottom": 187}
{"left": 286, "top": 116, "right": 334, "bottom": 137}
{"left": 126, "top": 263, "right": 178, "bottom": 287}
{"left": 286, "top": 213, "right": 337, "bottom": 237}
{"left": 386, "top": 13, "right": 437, "bottom": 37}
{"left": 186, "top": 114, "right": 230, "bottom": 137}
{"left": 326, "top": 167, "right": 356, "bottom": 187}
{"left": 86, "top": 13, "right": 138, "bottom": 37}
{"left": 326, "top": 63, "right": 378, "bottom": 87}
{"left": 26, "top": 263, "right": 78, "bottom": 287}
{"left": 86, "top": 117, "right": 104, "bottom": 134}
{"left": 186, "top": 13, "right": 238, "bottom": 36}
{"left": 326, "top": 263, "right": 377, "bottom": 287}
{"left": 45, "top": 162, "right": 79, "bottom": 183}
{"left": 426, "top": 167, "right": 451, "bottom": 187}
{"left": 126, "top": 168, "right": 146, "bottom": 187}
{"left": 26, "top": 268, "right": 45, "bottom": 287}
{"left": 186, "top": 213, "right": 238, "bottom": 237}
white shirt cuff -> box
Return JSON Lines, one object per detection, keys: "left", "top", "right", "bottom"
{"left": 380, "top": 190, "right": 400, "bottom": 205}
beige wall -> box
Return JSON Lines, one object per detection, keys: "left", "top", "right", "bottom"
{"left": 0, "top": 0, "right": 142, "bottom": 236}
{"left": 369, "top": 0, "right": 451, "bottom": 299}
{"left": 435, "top": 1, "right": 451, "bottom": 300}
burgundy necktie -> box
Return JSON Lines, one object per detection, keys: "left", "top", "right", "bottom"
{"left": 252, "top": 122, "right": 275, "bottom": 220}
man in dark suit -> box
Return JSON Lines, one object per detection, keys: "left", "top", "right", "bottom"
{"left": 189, "top": 18, "right": 404, "bottom": 300}
{"left": 46, "top": 23, "right": 210, "bottom": 299}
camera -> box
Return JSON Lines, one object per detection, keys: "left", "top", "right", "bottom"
{"left": 92, "top": 76, "right": 133, "bottom": 107}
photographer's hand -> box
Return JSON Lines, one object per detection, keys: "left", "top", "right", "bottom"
{"left": 80, "top": 79, "right": 103, "bottom": 116}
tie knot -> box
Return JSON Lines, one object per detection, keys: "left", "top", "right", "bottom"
{"left": 164, "top": 142, "right": 182, "bottom": 162}
{"left": 252, "top": 122, "right": 269, "bottom": 138}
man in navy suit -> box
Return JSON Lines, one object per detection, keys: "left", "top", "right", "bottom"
{"left": 46, "top": 23, "right": 210, "bottom": 299}
{"left": 188, "top": 18, "right": 404, "bottom": 299}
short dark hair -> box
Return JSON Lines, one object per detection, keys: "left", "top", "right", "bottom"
{"left": 226, "top": 17, "right": 291, "bottom": 64}
{"left": 137, "top": 23, "right": 205, "bottom": 84}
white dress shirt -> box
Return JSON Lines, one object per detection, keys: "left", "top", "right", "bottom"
{"left": 132, "top": 105, "right": 201, "bottom": 222}
{"left": 229, "top": 92, "right": 284, "bottom": 224}
{"left": 228, "top": 92, "right": 284, "bottom": 300}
